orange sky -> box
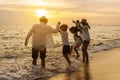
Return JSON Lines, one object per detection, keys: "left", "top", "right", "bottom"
{"left": 0, "top": 0, "right": 120, "bottom": 25}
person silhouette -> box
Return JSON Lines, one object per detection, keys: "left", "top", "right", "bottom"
{"left": 80, "top": 19, "right": 91, "bottom": 63}
{"left": 25, "top": 16, "right": 60, "bottom": 70}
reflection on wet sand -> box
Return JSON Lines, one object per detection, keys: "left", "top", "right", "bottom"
{"left": 79, "top": 64, "right": 92, "bottom": 80}
{"left": 49, "top": 63, "right": 92, "bottom": 80}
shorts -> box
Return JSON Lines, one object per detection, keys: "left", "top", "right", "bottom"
{"left": 32, "top": 48, "right": 46, "bottom": 59}
{"left": 63, "top": 45, "right": 70, "bottom": 54}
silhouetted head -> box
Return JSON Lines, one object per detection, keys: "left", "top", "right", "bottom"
{"left": 60, "top": 24, "right": 68, "bottom": 31}
{"left": 69, "top": 27, "right": 78, "bottom": 33}
{"left": 81, "top": 18, "right": 88, "bottom": 25}
{"left": 39, "top": 16, "right": 48, "bottom": 24}
{"left": 81, "top": 19, "right": 87, "bottom": 23}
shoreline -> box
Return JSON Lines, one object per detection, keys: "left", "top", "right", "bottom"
{"left": 48, "top": 47, "right": 120, "bottom": 80}
{"left": 0, "top": 47, "right": 120, "bottom": 80}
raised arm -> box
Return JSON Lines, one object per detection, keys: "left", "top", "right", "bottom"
{"left": 86, "top": 23, "right": 91, "bottom": 29}
{"left": 52, "top": 22, "right": 61, "bottom": 33}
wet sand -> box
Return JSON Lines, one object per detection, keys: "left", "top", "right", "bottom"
{"left": 48, "top": 48, "right": 120, "bottom": 80}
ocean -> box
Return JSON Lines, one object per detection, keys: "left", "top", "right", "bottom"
{"left": 0, "top": 24, "right": 120, "bottom": 55}
{"left": 0, "top": 24, "right": 120, "bottom": 80}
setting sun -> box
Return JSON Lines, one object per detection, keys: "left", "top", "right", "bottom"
{"left": 35, "top": 9, "right": 49, "bottom": 17}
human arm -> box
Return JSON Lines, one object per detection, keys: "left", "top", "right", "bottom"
{"left": 76, "top": 22, "right": 82, "bottom": 33}
{"left": 24, "top": 26, "right": 34, "bottom": 46}
{"left": 73, "top": 20, "right": 83, "bottom": 30}
{"left": 86, "top": 23, "right": 91, "bottom": 29}
{"left": 51, "top": 22, "right": 61, "bottom": 33}
{"left": 73, "top": 20, "right": 76, "bottom": 23}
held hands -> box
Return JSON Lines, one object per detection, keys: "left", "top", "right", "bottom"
{"left": 55, "top": 22, "right": 61, "bottom": 32}
{"left": 57, "top": 22, "right": 61, "bottom": 26}
{"left": 73, "top": 20, "right": 75, "bottom": 23}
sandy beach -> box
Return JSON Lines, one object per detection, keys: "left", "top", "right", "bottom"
{"left": 48, "top": 48, "right": 120, "bottom": 80}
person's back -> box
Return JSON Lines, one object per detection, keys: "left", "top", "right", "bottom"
{"left": 31, "top": 23, "right": 53, "bottom": 50}
{"left": 60, "top": 31, "right": 69, "bottom": 46}
{"left": 80, "top": 18, "right": 91, "bottom": 63}
{"left": 25, "top": 16, "right": 60, "bottom": 69}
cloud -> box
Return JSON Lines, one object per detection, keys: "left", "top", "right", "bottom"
{"left": 0, "top": 0, "right": 120, "bottom": 25}
{"left": 0, "top": 9, "right": 37, "bottom": 25}
{"left": 0, "top": 0, "right": 119, "bottom": 13}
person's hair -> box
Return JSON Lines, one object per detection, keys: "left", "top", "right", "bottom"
{"left": 39, "top": 16, "right": 48, "bottom": 23}
{"left": 81, "top": 19, "right": 87, "bottom": 23}
{"left": 60, "top": 24, "right": 68, "bottom": 31}
{"left": 69, "top": 27, "right": 78, "bottom": 33}
{"left": 81, "top": 18, "right": 88, "bottom": 25}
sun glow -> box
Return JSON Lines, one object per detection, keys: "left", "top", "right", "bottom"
{"left": 35, "top": 9, "right": 49, "bottom": 17}
{"left": 35, "top": 9, "right": 55, "bottom": 18}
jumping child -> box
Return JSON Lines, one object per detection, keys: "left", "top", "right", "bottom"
{"left": 59, "top": 23, "right": 72, "bottom": 65}
{"left": 69, "top": 27, "right": 83, "bottom": 59}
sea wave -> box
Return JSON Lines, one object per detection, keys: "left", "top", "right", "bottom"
{"left": 89, "top": 39, "right": 120, "bottom": 53}
{"left": 0, "top": 25, "right": 120, "bottom": 55}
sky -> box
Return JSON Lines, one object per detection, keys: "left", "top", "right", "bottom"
{"left": 0, "top": 0, "right": 120, "bottom": 25}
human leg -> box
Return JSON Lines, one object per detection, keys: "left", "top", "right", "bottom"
{"left": 32, "top": 48, "right": 39, "bottom": 65}
{"left": 63, "top": 45, "right": 71, "bottom": 65}
{"left": 70, "top": 45, "right": 73, "bottom": 55}
{"left": 74, "top": 43, "right": 81, "bottom": 59}
{"left": 74, "top": 47, "right": 80, "bottom": 59}
{"left": 82, "top": 45, "right": 85, "bottom": 62}
{"left": 63, "top": 54, "right": 71, "bottom": 65}
{"left": 40, "top": 48, "right": 46, "bottom": 69}
{"left": 82, "top": 42, "right": 89, "bottom": 63}
{"left": 41, "top": 58, "right": 45, "bottom": 69}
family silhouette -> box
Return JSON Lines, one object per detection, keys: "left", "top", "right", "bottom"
{"left": 25, "top": 16, "right": 91, "bottom": 70}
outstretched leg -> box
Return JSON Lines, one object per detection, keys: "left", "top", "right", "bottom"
{"left": 63, "top": 54, "right": 71, "bottom": 65}
{"left": 74, "top": 47, "right": 80, "bottom": 59}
